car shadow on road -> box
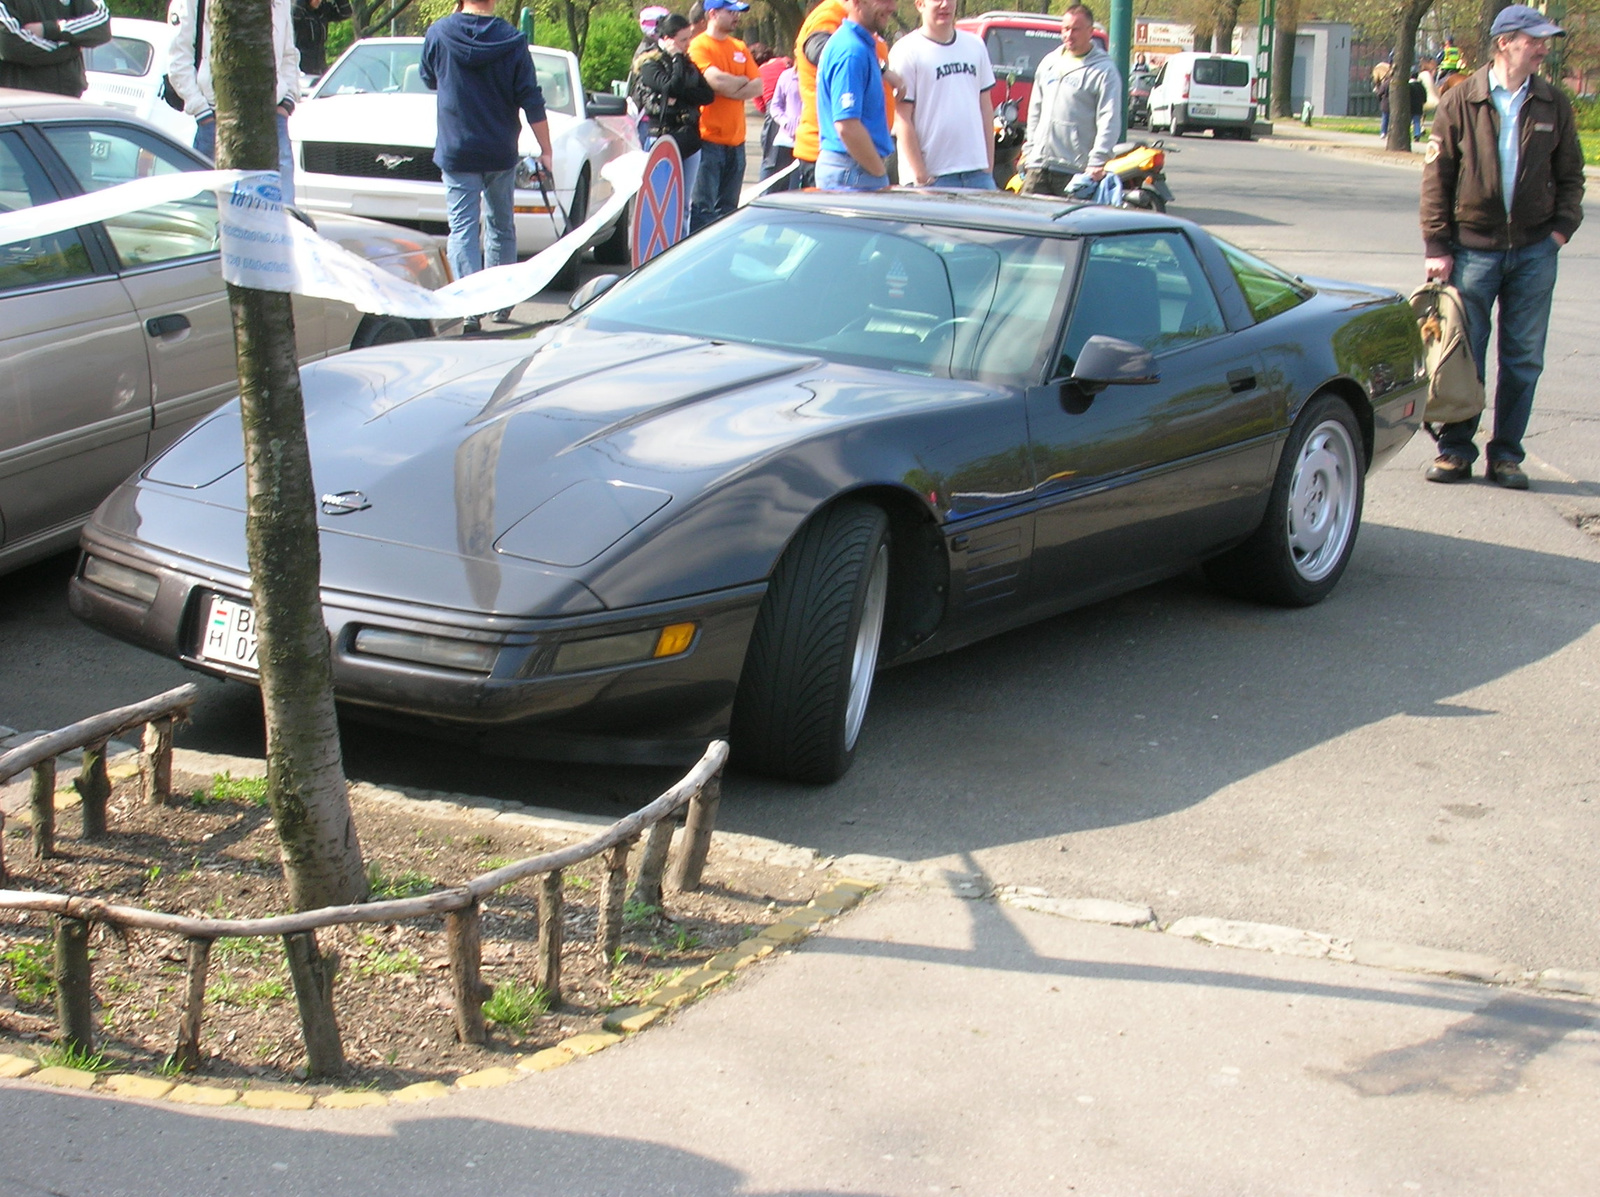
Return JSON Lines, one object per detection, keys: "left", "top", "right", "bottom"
{"left": 0, "top": 1087, "right": 880, "bottom": 1197}
{"left": 716, "top": 521, "right": 1600, "bottom": 858}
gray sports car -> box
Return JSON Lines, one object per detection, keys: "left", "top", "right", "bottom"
{"left": 71, "top": 190, "right": 1426, "bottom": 783}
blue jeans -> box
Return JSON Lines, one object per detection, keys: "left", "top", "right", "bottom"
{"left": 926, "top": 168, "right": 997, "bottom": 189}
{"left": 816, "top": 150, "right": 889, "bottom": 191}
{"left": 440, "top": 167, "right": 517, "bottom": 279}
{"left": 1439, "top": 235, "right": 1561, "bottom": 466}
{"left": 195, "top": 112, "right": 297, "bottom": 201}
{"left": 691, "top": 141, "right": 744, "bottom": 231}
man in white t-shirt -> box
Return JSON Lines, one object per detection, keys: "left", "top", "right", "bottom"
{"left": 888, "top": 0, "right": 995, "bottom": 187}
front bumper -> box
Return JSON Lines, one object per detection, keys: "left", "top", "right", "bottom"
{"left": 70, "top": 529, "right": 766, "bottom": 753}
{"left": 295, "top": 171, "right": 577, "bottom": 256}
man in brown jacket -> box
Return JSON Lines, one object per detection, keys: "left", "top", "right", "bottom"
{"left": 1420, "top": 4, "right": 1584, "bottom": 490}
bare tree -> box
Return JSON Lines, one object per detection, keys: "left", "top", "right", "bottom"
{"left": 1387, "top": 0, "right": 1434, "bottom": 151}
{"left": 352, "top": 0, "right": 419, "bottom": 36}
{"left": 207, "top": 0, "right": 368, "bottom": 913}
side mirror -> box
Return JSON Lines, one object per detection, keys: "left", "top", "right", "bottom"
{"left": 1069, "top": 334, "right": 1160, "bottom": 396}
{"left": 568, "top": 273, "right": 621, "bottom": 311}
{"left": 585, "top": 92, "right": 628, "bottom": 117}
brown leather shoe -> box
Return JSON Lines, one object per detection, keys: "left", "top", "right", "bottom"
{"left": 1424, "top": 454, "right": 1472, "bottom": 483}
{"left": 1486, "top": 460, "right": 1530, "bottom": 490}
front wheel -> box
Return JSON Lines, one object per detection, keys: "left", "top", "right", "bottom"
{"left": 350, "top": 314, "right": 419, "bottom": 349}
{"left": 730, "top": 501, "right": 891, "bottom": 784}
{"left": 1203, "top": 393, "right": 1364, "bottom": 607}
{"left": 593, "top": 198, "right": 631, "bottom": 265}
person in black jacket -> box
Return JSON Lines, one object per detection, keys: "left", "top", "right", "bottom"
{"left": 291, "top": 0, "right": 352, "bottom": 79}
{"left": 420, "top": 0, "right": 552, "bottom": 328}
{"left": 0, "top": 0, "right": 109, "bottom": 97}
{"left": 633, "top": 12, "right": 714, "bottom": 232}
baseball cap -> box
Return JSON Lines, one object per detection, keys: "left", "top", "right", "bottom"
{"left": 704, "top": 0, "right": 750, "bottom": 11}
{"left": 639, "top": 5, "right": 670, "bottom": 32}
{"left": 1489, "top": 4, "right": 1565, "bottom": 38}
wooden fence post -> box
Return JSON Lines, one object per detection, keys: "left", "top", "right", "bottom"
{"left": 140, "top": 719, "right": 175, "bottom": 806}
{"left": 668, "top": 771, "right": 722, "bottom": 893}
{"left": 54, "top": 916, "right": 94, "bottom": 1052}
{"left": 0, "top": 810, "right": 7, "bottom": 883}
{"left": 446, "top": 901, "right": 493, "bottom": 1045}
{"left": 173, "top": 937, "right": 212, "bottom": 1071}
{"left": 630, "top": 818, "right": 676, "bottom": 911}
{"left": 596, "top": 839, "right": 634, "bottom": 963}
{"left": 283, "top": 931, "right": 344, "bottom": 1076}
{"left": 76, "top": 740, "right": 111, "bottom": 840}
{"left": 29, "top": 759, "right": 56, "bottom": 861}
{"left": 536, "top": 869, "right": 563, "bottom": 1007}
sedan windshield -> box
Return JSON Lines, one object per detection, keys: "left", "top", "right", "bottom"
{"left": 579, "top": 210, "right": 1076, "bottom": 385}
{"left": 316, "top": 42, "right": 578, "bottom": 116}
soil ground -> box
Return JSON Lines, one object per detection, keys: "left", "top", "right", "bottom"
{"left": 0, "top": 766, "right": 818, "bottom": 1090}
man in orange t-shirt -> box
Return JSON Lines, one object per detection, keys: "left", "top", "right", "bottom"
{"left": 793, "top": 0, "right": 895, "bottom": 188}
{"left": 688, "top": 0, "right": 761, "bottom": 230}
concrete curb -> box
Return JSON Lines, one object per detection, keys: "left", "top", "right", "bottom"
{"left": 994, "top": 886, "right": 1599, "bottom": 998}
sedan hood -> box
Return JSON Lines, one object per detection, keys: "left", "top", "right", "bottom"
{"left": 137, "top": 331, "right": 818, "bottom": 611}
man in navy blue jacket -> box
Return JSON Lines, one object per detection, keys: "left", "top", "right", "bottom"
{"left": 421, "top": 0, "right": 552, "bottom": 327}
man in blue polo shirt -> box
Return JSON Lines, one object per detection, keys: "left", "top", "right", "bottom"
{"left": 815, "top": 0, "right": 896, "bottom": 189}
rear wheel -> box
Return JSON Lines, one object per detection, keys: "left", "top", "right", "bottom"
{"left": 730, "top": 501, "right": 891, "bottom": 784}
{"left": 350, "top": 314, "right": 418, "bottom": 349}
{"left": 1203, "top": 393, "right": 1364, "bottom": 607}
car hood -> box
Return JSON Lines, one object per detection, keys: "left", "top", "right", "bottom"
{"left": 291, "top": 93, "right": 576, "bottom": 152}
{"left": 131, "top": 331, "right": 826, "bottom": 613}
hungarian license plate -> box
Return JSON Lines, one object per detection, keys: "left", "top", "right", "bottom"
{"left": 199, "top": 594, "right": 259, "bottom": 670}
{"left": 1190, "top": 104, "right": 1216, "bottom": 116}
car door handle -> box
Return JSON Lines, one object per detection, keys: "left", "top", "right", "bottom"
{"left": 145, "top": 313, "right": 191, "bottom": 337}
{"left": 1226, "top": 367, "right": 1257, "bottom": 394}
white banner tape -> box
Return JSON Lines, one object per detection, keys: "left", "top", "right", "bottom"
{"left": 0, "top": 151, "right": 647, "bottom": 321}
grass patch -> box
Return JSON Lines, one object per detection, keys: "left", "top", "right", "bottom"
{"left": 623, "top": 898, "right": 659, "bottom": 928}
{"left": 1, "top": 941, "right": 55, "bottom": 1005}
{"left": 366, "top": 862, "right": 436, "bottom": 899}
{"left": 482, "top": 981, "right": 551, "bottom": 1032}
{"left": 207, "top": 971, "right": 288, "bottom": 1007}
{"left": 350, "top": 936, "right": 422, "bottom": 979}
{"left": 1579, "top": 130, "right": 1600, "bottom": 166}
{"left": 211, "top": 771, "right": 269, "bottom": 806}
{"left": 39, "top": 1042, "right": 114, "bottom": 1073}
{"left": 213, "top": 936, "right": 273, "bottom": 965}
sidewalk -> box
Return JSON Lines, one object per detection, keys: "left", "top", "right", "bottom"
{"left": 2, "top": 879, "right": 1595, "bottom": 1194}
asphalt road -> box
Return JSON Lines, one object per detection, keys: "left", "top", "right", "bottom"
{"left": 4, "top": 135, "right": 1598, "bottom": 975}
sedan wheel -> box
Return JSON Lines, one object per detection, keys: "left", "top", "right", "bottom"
{"left": 731, "top": 501, "right": 891, "bottom": 784}
{"left": 350, "top": 314, "right": 418, "bottom": 349}
{"left": 1203, "top": 393, "right": 1364, "bottom": 607}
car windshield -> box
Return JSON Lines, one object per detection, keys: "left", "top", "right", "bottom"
{"left": 86, "top": 35, "right": 154, "bottom": 78}
{"left": 579, "top": 209, "right": 1076, "bottom": 385}
{"left": 316, "top": 42, "right": 578, "bottom": 116}
{"left": 983, "top": 27, "right": 1062, "bottom": 82}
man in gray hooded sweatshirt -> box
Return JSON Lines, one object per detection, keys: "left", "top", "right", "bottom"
{"left": 1019, "top": 3, "right": 1120, "bottom": 197}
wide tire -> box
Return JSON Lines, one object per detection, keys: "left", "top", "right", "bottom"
{"left": 1203, "top": 392, "right": 1364, "bottom": 607}
{"left": 350, "top": 314, "right": 418, "bottom": 349}
{"left": 547, "top": 170, "right": 589, "bottom": 293}
{"left": 731, "top": 501, "right": 891, "bottom": 784}
{"left": 593, "top": 199, "right": 631, "bottom": 265}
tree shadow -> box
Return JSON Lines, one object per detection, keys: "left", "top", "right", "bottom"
{"left": 0, "top": 1088, "right": 883, "bottom": 1197}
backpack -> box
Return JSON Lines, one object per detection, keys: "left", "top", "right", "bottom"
{"left": 1408, "top": 281, "right": 1485, "bottom": 434}
{"left": 629, "top": 47, "right": 670, "bottom": 123}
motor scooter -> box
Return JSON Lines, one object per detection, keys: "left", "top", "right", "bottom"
{"left": 1105, "top": 138, "right": 1174, "bottom": 212}
{"left": 991, "top": 86, "right": 1026, "bottom": 190}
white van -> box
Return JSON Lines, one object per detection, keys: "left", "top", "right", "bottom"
{"left": 1147, "top": 52, "right": 1256, "bottom": 139}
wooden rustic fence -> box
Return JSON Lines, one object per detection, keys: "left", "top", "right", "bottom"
{"left": 0, "top": 688, "right": 726, "bottom": 1076}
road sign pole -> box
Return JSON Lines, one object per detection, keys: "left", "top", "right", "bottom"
{"left": 1257, "top": 0, "right": 1276, "bottom": 121}
{"left": 1110, "top": 0, "right": 1132, "bottom": 134}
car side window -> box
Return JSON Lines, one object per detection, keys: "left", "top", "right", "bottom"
{"left": 1057, "top": 231, "right": 1227, "bottom": 372}
{"left": 1217, "top": 238, "right": 1312, "bottom": 323}
{"left": 0, "top": 132, "right": 95, "bottom": 292}
{"left": 40, "top": 123, "right": 219, "bottom": 269}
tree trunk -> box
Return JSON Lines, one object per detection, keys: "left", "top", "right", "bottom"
{"left": 1272, "top": 0, "right": 1300, "bottom": 119}
{"left": 209, "top": 0, "right": 367, "bottom": 912}
{"left": 174, "top": 937, "right": 212, "bottom": 1072}
{"left": 54, "top": 916, "right": 94, "bottom": 1052}
{"left": 1476, "top": 0, "right": 1511, "bottom": 65}
{"left": 1387, "top": 0, "right": 1435, "bottom": 153}
{"left": 564, "top": 1, "right": 586, "bottom": 60}
{"left": 1214, "top": 0, "right": 1243, "bottom": 55}
{"left": 76, "top": 740, "right": 110, "bottom": 840}
{"left": 29, "top": 759, "right": 55, "bottom": 861}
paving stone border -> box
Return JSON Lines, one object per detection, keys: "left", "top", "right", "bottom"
{"left": 0, "top": 875, "right": 878, "bottom": 1110}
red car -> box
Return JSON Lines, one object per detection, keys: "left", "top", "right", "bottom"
{"left": 957, "top": 10, "right": 1108, "bottom": 127}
